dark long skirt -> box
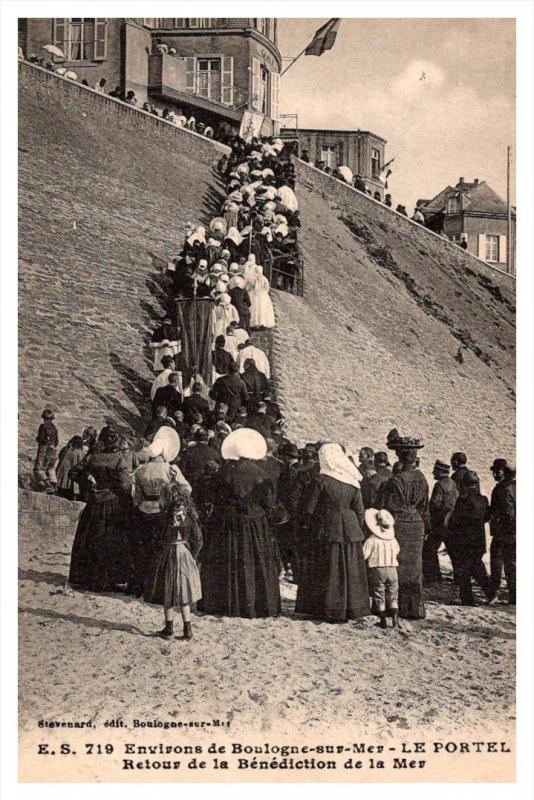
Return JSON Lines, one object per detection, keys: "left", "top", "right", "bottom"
{"left": 395, "top": 514, "right": 426, "bottom": 619}
{"left": 295, "top": 541, "right": 370, "bottom": 622}
{"left": 129, "top": 510, "right": 163, "bottom": 597}
{"left": 68, "top": 492, "right": 130, "bottom": 591}
{"left": 200, "top": 512, "right": 281, "bottom": 618}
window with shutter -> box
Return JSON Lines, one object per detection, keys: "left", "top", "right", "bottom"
{"left": 221, "top": 57, "right": 234, "bottom": 106}
{"left": 270, "top": 72, "right": 279, "bottom": 121}
{"left": 477, "top": 233, "right": 486, "bottom": 258}
{"left": 338, "top": 142, "right": 344, "bottom": 165}
{"left": 53, "top": 18, "right": 67, "bottom": 57}
{"left": 185, "top": 57, "right": 196, "bottom": 93}
{"left": 251, "top": 58, "right": 261, "bottom": 110}
{"left": 94, "top": 18, "right": 107, "bottom": 60}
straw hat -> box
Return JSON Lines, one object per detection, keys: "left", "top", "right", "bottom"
{"left": 221, "top": 428, "right": 267, "bottom": 461}
{"left": 364, "top": 508, "right": 396, "bottom": 541}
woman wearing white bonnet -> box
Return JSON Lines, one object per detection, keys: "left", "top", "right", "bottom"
{"left": 296, "top": 442, "right": 370, "bottom": 623}
{"left": 200, "top": 429, "right": 281, "bottom": 618}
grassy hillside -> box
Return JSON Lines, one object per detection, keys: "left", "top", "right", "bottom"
{"left": 18, "top": 76, "right": 224, "bottom": 479}
{"left": 274, "top": 173, "right": 515, "bottom": 491}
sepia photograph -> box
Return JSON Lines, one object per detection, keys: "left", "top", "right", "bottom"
{"left": 1, "top": 1, "right": 533, "bottom": 793}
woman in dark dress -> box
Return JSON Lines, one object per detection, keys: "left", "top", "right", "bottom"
{"left": 68, "top": 429, "right": 132, "bottom": 591}
{"left": 380, "top": 432, "right": 429, "bottom": 619}
{"left": 295, "top": 443, "right": 370, "bottom": 622}
{"left": 200, "top": 428, "right": 281, "bottom": 618}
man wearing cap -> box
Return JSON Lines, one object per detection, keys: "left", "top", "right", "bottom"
{"left": 423, "top": 460, "right": 459, "bottom": 584}
{"left": 488, "top": 459, "right": 516, "bottom": 604}
{"left": 446, "top": 470, "right": 492, "bottom": 606}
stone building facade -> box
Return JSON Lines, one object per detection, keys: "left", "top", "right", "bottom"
{"left": 280, "top": 127, "right": 387, "bottom": 199}
{"left": 420, "top": 177, "right": 516, "bottom": 274}
{"left": 19, "top": 17, "right": 282, "bottom": 136}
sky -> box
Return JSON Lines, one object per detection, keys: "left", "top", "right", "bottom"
{"left": 277, "top": 18, "right": 516, "bottom": 211}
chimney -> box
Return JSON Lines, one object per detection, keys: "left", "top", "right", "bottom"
{"left": 458, "top": 177, "right": 465, "bottom": 184}
{"left": 474, "top": 178, "right": 479, "bottom": 185}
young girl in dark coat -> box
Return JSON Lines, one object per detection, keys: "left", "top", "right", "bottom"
{"left": 144, "top": 482, "right": 203, "bottom": 640}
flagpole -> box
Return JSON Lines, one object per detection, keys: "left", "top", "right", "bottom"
{"left": 280, "top": 45, "right": 308, "bottom": 77}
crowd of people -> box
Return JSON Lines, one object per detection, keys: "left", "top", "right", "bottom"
{"left": 31, "top": 128, "right": 515, "bottom": 643}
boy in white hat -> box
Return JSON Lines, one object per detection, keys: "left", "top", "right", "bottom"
{"left": 363, "top": 509, "right": 400, "bottom": 629}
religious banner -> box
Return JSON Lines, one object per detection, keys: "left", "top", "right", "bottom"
{"left": 176, "top": 298, "right": 215, "bottom": 387}
{"left": 239, "top": 110, "right": 265, "bottom": 142}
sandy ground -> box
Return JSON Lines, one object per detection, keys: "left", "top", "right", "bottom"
{"left": 19, "top": 517, "right": 515, "bottom": 744}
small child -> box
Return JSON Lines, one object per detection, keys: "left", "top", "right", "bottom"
{"left": 363, "top": 508, "right": 400, "bottom": 629}
{"left": 33, "top": 409, "right": 59, "bottom": 491}
{"left": 144, "top": 482, "right": 203, "bottom": 641}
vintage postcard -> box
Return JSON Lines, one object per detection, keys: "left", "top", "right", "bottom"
{"left": 2, "top": 0, "right": 532, "bottom": 794}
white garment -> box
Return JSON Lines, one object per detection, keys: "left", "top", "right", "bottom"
{"left": 214, "top": 300, "right": 239, "bottom": 338}
{"left": 362, "top": 534, "right": 400, "bottom": 568}
{"left": 248, "top": 267, "right": 275, "bottom": 329}
{"left": 223, "top": 334, "right": 239, "bottom": 360}
{"left": 237, "top": 345, "right": 270, "bottom": 379}
{"left": 319, "top": 443, "right": 361, "bottom": 488}
{"left": 243, "top": 255, "right": 258, "bottom": 288}
{"left": 151, "top": 368, "right": 183, "bottom": 400}
{"left": 277, "top": 185, "right": 299, "bottom": 212}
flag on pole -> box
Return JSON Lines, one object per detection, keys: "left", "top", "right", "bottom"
{"left": 304, "top": 18, "right": 341, "bottom": 56}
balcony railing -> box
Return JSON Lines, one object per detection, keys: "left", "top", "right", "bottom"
{"left": 149, "top": 54, "right": 256, "bottom": 113}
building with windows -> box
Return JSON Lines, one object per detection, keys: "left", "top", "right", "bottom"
{"left": 420, "top": 177, "right": 516, "bottom": 274}
{"left": 18, "top": 17, "right": 282, "bottom": 135}
{"left": 280, "top": 127, "right": 387, "bottom": 199}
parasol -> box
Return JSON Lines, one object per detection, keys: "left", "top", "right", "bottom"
{"left": 337, "top": 165, "right": 353, "bottom": 183}
{"left": 42, "top": 44, "right": 65, "bottom": 58}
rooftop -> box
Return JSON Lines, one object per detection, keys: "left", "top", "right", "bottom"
{"left": 280, "top": 127, "right": 387, "bottom": 144}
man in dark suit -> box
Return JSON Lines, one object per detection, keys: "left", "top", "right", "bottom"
{"left": 182, "top": 382, "right": 210, "bottom": 425}
{"left": 209, "top": 362, "right": 249, "bottom": 422}
{"left": 488, "top": 460, "right": 516, "bottom": 604}
{"left": 446, "top": 470, "right": 492, "bottom": 606}
{"left": 451, "top": 451, "right": 470, "bottom": 492}
{"left": 179, "top": 429, "right": 221, "bottom": 488}
{"left": 152, "top": 373, "right": 182, "bottom": 418}
{"left": 423, "top": 460, "right": 459, "bottom": 583}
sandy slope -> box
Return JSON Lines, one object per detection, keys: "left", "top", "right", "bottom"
{"left": 19, "top": 516, "right": 515, "bottom": 742}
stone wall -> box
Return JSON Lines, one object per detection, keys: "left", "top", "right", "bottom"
{"left": 18, "top": 60, "right": 229, "bottom": 479}
{"left": 294, "top": 159, "right": 515, "bottom": 288}
{"left": 19, "top": 489, "right": 83, "bottom": 561}
{"left": 18, "top": 61, "right": 230, "bottom": 165}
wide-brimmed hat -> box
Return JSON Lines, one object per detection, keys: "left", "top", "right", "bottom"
{"left": 365, "top": 508, "right": 396, "bottom": 540}
{"left": 386, "top": 428, "right": 424, "bottom": 451}
{"left": 148, "top": 425, "right": 180, "bottom": 462}
{"left": 221, "top": 428, "right": 267, "bottom": 461}
{"left": 490, "top": 458, "right": 508, "bottom": 472}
